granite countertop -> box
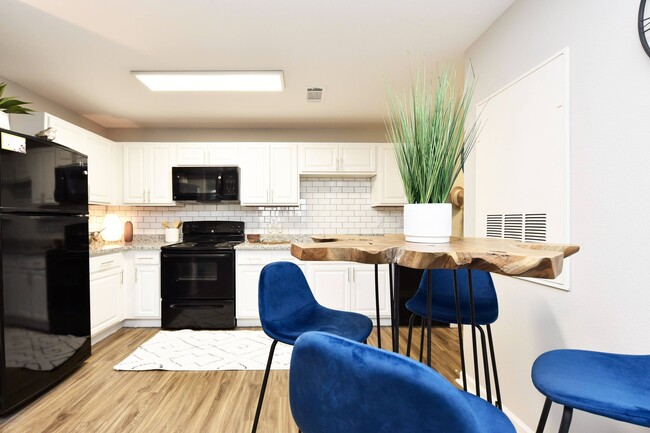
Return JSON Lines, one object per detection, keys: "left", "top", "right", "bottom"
{"left": 89, "top": 235, "right": 174, "bottom": 256}
{"left": 234, "top": 234, "right": 314, "bottom": 250}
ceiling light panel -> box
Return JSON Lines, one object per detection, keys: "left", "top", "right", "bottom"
{"left": 132, "top": 71, "right": 284, "bottom": 92}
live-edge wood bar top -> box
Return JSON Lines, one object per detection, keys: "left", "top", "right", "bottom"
{"left": 291, "top": 235, "right": 579, "bottom": 279}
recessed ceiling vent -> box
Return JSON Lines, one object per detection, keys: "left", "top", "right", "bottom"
{"left": 307, "top": 87, "right": 324, "bottom": 102}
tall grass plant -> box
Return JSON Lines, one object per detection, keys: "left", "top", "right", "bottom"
{"left": 385, "top": 66, "right": 479, "bottom": 204}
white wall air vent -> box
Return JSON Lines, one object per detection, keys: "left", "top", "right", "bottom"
{"left": 504, "top": 214, "right": 523, "bottom": 240}
{"left": 485, "top": 213, "right": 547, "bottom": 243}
{"left": 486, "top": 214, "right": 503, "bottom": 238}
{"left": 306, "top": 87, "right": 324, "bottom": 102}
{"left": 524, "top": 213, "right": 547, "bottom": 242}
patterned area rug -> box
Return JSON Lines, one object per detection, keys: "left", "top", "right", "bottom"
{"left": 114, "top": 329, "right": 293, "bottom": 371}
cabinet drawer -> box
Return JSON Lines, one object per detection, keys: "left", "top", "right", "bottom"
{"left": 90, "top": 254, "right": 123, "bottom": 273}
{"left": 237, "top": 253, "right": 301, "bottom": 266}
{"left": 134, "top": 251, "right": 160, "bottom": 265}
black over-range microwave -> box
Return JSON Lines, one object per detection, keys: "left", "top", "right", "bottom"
{"left": 172, "top": 166, "right": 239, "bottom": 202}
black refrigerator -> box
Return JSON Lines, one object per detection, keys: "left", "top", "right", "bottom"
{"left": 0, "top": 128, "right": 91, "bottom": 414}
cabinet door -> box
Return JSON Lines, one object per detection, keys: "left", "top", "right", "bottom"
{"left": 134, "top": 265, "right": 161, "bottom": 318}
{"left": 371, "top": 144, "right": 407, "bottom": 206}
{"left": 46, "top": 115, "right": 85, "bottom": 153}
{"left": 270, "top": 144, "right": 298, "bottom": 205}
{"left": 85, "top": 133, "right": 112, "bottom": 204}
{"left": 148, "top": 144, "right": 174, "bottom": 204}
{"left": 307, "top": 264, "right": 351, "bottom": 311}
{"left": 236, "top": 264, "right": 265, "bottom": 320}
{"left": 339, "top": 144, "right": 376, "bottom": 172}
{"left": 236, "top": 251, "right": 307, "bottom": 324}
{"left": 300, "top": 143, "right": 338, "bottom": 173}
{"left": 90, "top": 269, "right": 122, "bottom": 335}
{"left": 351, "top": 264, "right": 391, "bottom": 317}
{"left": 240, "top": 144, "right": 270, "bottom": 205}
{"left": 207, "top": 143, "right": 238, "bottom": 166}
{"left": 123, "top": 144, "right": 147, "bottom": 203}
{"left": 177, "top": 143, "right": 207, "bottom": 165}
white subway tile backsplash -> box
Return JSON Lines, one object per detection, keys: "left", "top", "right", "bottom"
{"left": 89, "top": 177, "right": 403, "bottom": 236}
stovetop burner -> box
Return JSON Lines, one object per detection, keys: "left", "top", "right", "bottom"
{"left": 161, "top": 220, "right": 245, "bottom": 252}
{"left": 164, "top": 240, "right": 243, "bottom": 250}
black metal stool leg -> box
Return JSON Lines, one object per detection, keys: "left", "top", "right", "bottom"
{"left": 374, "top": 264, "right": 382, "bottom": 349}
{"left": 251, "top": 339, "right": 279, "bottom": 433}
{"left": 558, "top": 406, "right": 573, "bottom": 433}
{"left": 390, "top": 264, "right": 400, "bottom": 353}
{"left": 406, "top": 314, "right": 416, "bottom": 357}
{"left": 467, "top": 270, "right": 480, "bottom": 398}
{"left": 476, "top": 326, "right": 492, "bottom": 404}
{"left": 418, "top": 316, "right": 425, "bottom": 363}
{"left": 535, "top": 397, "right": 553, "bottom": 433}
{"left": 486, "top": 324, "right": 502, "bottom": 409}
{"left": 452, "top": 270, "right": 467, "bottom": 391}
{"left": 426, "top": 270, "right": 432, "bottom": 367}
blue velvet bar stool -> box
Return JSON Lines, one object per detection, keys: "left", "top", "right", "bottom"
{"left": 532, "top": 349, "right": 650, "bottom": 432}
{"left": 290, "top": 331, "right": 515, "bottom": 433}
{"left": 405, "top": 269, "right": 502, "bottom": 407}
{"left": 251, "top": 262, "right": 373, "bottom": 433}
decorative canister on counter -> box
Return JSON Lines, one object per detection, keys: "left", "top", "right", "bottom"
{"left": 165, "top": 228, "right": 180, "bottom": 243}
{"left": 124, "top": 221, "right": 133, "bottom": 243}
{"left": 162, "top": 220, "right": 182, "bottom": 243}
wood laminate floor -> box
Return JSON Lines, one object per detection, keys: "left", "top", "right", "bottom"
{"left": 0, "top": 326, "right": 459, "bottom": 433}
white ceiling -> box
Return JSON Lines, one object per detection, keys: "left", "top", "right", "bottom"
{"left": 0, "top": 0, "right": 514, "bottom": 129}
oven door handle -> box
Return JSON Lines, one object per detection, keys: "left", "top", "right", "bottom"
{"left": 168, "top": 303, "right": 228, "bottom": 309}
{"left": 162, "top": 253, "right": 233, "bottom": 259}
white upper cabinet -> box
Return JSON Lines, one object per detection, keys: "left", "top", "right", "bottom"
{"left": 9, "top": 112, "right": 121, "bottom": 205}
{"left": 176, "top": 143, "right": 238, "bottom": 166}
{"left": 123, "top": 143, "right": 175, "bottom": 205}
{"left": 371, "top": 143, "right": 407, "bottom": 206}
{"left": 239, "top": 143, "right": 298, "bottom": 206}
{"left": 299, "top": 143, "right": 376, "bottom": 176}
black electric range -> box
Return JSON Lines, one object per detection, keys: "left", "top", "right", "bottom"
{"left": 160, "top": 221, "right": 244, "bottom": 329}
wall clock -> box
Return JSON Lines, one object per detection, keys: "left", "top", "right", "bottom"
{"left": 639, "top": 0, "right": 650, "bottom": 57}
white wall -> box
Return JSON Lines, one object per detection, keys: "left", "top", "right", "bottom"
{"left": 465, "top": 1, "right": 650, "bottom": 432}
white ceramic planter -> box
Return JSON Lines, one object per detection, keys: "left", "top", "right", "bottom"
{"left": 403, "top": 203, "right": 452, "bottom": 243}
{"left": 165, "top": 228, "right": 180, "bottom": 243}
{"left": 0, "top": 112, "right": 10, "bottom": 130}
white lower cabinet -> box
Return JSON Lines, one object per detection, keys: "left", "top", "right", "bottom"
{"left": 236, "top": 250, "right": 306, "bottom": 326}
{"left": 307, "top": 263, "right": 391, "bottom": 319}
{"left": 89, "top": 253, "right": 124, "bottom": 339}
{"left": 350, "top": 264, "right": 390, "bottom": 317}
{"left": 133, "top": 251, "right": 161, "bottom": 318}
{"left": 235, "top": 250, "right": 391, "bottom": 326}
{"left": 307, "top": 263, "right": 351, "bottom": 311}
{"left": 88, "top": 249, "right": 162, "bottom": 344}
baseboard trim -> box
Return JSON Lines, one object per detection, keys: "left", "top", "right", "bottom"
{"left": 123, "top": 319, "right": 161, "bottom": 328}
{"left": 456, "top": 375, "right": 534, "bottom": 433}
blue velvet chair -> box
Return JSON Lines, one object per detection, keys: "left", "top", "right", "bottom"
{"left": 405, "top": 269, "right": 502, "bottom": 407}
{"left": 532, "top": 349, "right": 650, "bottom": 432}
{"left": 251, "top": 261, "right": 373, "bottom": 433}
{"left": 290, "top": 331, "right": 516, "bottom": 433}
